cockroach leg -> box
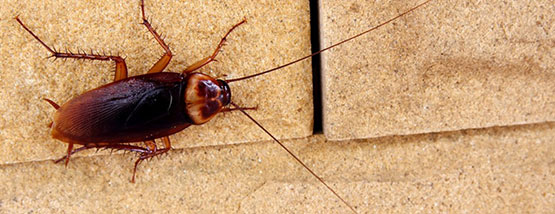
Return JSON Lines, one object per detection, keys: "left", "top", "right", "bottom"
{"left": 101, "top": 144, "right": 151, "bottom": 153}
{"left": 132, "top": 158, "right": 144, "bottom": 183}
{"left": 54, "top": 145, "right": 87, "bottom": 164}
{"left": 54, "top": 143, "right": 151, "bottom": 164}
{"left": 15, "top": 17, "right": 128, "bottom": 82}
{"left": 42, "top": 99, "right": 59, "bottom": 128}
{"left": 132, "top": 136, "right": 172, "bottom": 183}
{"left": 143, "top": 140, "right": 157, "bottom": 153}
{"left": 161, "top": 136, "right": 171, "bottom": 150}
{"left": 182, "top": 18, "right": 247, "bottom": 74}
{"left": 64, "top": 143, "right": 73, "bottom": 166}
{"left": 42, "top": 98, "right": 60, "bottom": 110}
{"left": 140, "top": 0, "right": 173, "bottom": 74}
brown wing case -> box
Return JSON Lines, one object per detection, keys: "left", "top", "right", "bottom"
{"left": 51, "top": 72, "right": 192, "bottom": 144}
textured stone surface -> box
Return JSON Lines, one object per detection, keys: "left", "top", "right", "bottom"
{"left": 1, "top": 0, "right": 312, "bottom": 163}
{"left": 0, "top": 123, "right": 553, "bottom": 213}
{"left": 2, "top": 1, "right": 554, "bottom": 213}
{"left": 320, "top": 0, "right": 554, "bottom": 140}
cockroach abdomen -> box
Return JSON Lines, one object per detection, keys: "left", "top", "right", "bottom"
{"left": 51, "top": 72, "right": 192, "bottom": 144}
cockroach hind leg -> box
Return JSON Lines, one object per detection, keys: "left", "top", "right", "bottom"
{"left": 15, "top": 17, "right": 129, "bottom": 82}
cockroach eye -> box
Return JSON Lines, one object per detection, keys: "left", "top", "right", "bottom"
{"left": 217, "top": 80, "right": 231, "bottom": 106}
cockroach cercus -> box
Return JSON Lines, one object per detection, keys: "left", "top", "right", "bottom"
{"left": 16, "top": 0, "right": 432, "bottom": 213}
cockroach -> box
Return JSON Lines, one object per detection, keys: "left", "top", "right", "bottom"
{"left": 16, "top": 0, "right": 432, "bottom": 213}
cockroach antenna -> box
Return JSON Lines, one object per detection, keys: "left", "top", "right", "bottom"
{"left": 226, "top": 1, "right": 433, "bottom": 213}
{"left": 17, "top": 0, "right": 433, "bottom": 212}
{"left": 230, "top": 102, "right": 357, "bottom": 212}
{"left": 225, "top": 0, "right": 432, "bottom": 83}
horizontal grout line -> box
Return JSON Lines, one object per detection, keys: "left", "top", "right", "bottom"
{"left": 2, "top": 121, "right": 553, "bottom": 167}
{"left": 324, "top": 121, "right": 555, "bottom": 143}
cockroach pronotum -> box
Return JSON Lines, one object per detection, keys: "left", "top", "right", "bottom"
{"left": 16, "top": 0, "right": 432, "bottom": 213}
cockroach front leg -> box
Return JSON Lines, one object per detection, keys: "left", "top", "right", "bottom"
{"left": 15, "top": 17, "right": 128, "bottom": 82}
{"left": 140, "top": 0, "right": 173, "bottom": 74}
{"left": 132, "top": 136, "right": 172, "bottom": 182}
{"left": 183, "top": 18, "right": 247, "bottom": 74}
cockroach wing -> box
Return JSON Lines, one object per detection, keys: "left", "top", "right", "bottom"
{"left": 51, "top": 72, "right": 192, "bottom": 144}
{"left": 124, "top": 87, "right": 173, "bottom": 127}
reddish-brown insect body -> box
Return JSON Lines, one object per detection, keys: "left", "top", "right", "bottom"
{"left": 50, "top": 72, "right": 231, "bottom": 144}
{"left": 15, "top": 0, "right": 247, "bottom": 183}
{"left": 16, "top": 0, "right": 432, "bottom": 213}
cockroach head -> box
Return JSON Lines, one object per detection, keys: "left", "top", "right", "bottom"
{"left": 217, "top": 79, "right": 231, "bottom": 106}
{"left": 184, "top": 73, "right": 232, "bottom": 124}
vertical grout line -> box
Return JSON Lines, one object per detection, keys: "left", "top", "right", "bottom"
{"left": 310, "top": 0, "right": 323, "bottom": 134}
